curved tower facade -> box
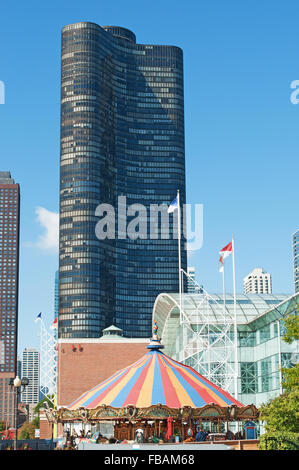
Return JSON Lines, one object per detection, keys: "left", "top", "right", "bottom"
{"left": 59, "top": 23, "right": 186, "bottom": 339}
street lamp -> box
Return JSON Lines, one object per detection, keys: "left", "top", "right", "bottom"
{"left": 9, "top": 376, "right": 29, "bottom": 450}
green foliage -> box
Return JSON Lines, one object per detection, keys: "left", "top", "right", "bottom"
{"left": 283, "top": 314, "right": 299, "bottom": 344}
{"left": 259, "top": 390, "right": 299, "bottom": 433}
{"left": 281, "top": 311, "right": 299, "bottom": 393}
{"left": 34, "top": 395, "right": 54, "bottom": 415}
{"left": 18, "top": 421, "right": 38, "bottom": 440}
{"left": 258, "top": 432, "right": 299, "bottom": 450}
{"left": 282, "top": 363, "right": 299, "bottom": 392}
{"left": 33, "top": 416, "right": 40, "bottom": 428}
{"left": 258, "top": 311, "right": 299, "bottom": 449}
{"left": 32, "top": 395, "right": 55, "bottom": 429}
{"left": 0, "top": 420, "right": 8, "bottom": 432}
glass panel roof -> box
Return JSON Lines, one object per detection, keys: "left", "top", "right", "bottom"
{"left": 153, "top": 292, "right": 297, "bottom": 340}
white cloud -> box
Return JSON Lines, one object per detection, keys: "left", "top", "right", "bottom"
{"left": 34, "top": 206, "right": 59, "bottom": 252}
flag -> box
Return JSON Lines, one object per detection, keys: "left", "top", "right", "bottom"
{"left": 219, "top": 241, "right": 233, "bottom": 259}
{"left": 50, "top": 317, "right": 58, "bottom": 330}
{"left": 35, "top": 312, "right": 42, "bottom": 322}
{"left": 167, "top": 196, "right": 178, "bottom": 213}
{"left": 219, "top": 255, "right": 224, "bottom": 272}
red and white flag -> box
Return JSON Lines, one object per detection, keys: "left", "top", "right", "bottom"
{"left": 219, "top": 241, "right": 233, "bottom": 259}
{"left": 50, "top": 317, "right": 58, "bottom": 330}
{"left": 219, "top": 255, "right": 224, "bottom": 272}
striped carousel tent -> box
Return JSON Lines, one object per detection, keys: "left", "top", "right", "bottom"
{"left": 68, "top": 327, "right": 243, "bottom": 411}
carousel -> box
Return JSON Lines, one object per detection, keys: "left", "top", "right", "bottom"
{"left": 45, "top": 323, "right": 258, "bottom": 442}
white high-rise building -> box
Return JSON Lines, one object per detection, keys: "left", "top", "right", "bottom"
{"left": 187, "top": 267, "right": 196, "bottom": 293}
{"left": 21, "top": 348, "right": 40, "bottom": 405}
{"left": 243, "top": 268, "right": 272, "bottom": 294}
{"left": 187, "top": 267, "right": 203, "bottom": 293}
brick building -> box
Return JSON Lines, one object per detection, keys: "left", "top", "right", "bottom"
{"left": 0, "top": 172, "right": 20, "bottom": 427}
{"left": 57, "top": 326, "right": 149, "bottom": 408}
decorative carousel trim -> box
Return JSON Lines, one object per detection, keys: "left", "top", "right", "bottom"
{"left": 44, "top": 402, "right": 258, "bottom": 424}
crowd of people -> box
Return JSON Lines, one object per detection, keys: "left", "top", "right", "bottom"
{"left": 194, "top": 428, "right": 244, "bottom": 442}
{"left": 55, "top": 426, "right": 245, "bottom": 449}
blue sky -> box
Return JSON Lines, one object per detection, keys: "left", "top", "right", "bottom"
{"left": 0, "top": 0, "right": 298, "bottom": 353}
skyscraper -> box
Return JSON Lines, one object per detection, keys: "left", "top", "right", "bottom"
{"left": 186, "top": 267, "right": 203, "bottom": 293}
{"left": 0, "top": 172, "right": 20, "bottom": 426}
{"left": 54, "top": 270, "right": 59, "bottom": 320}
{"left": 293, "top": 230, "right": 299, "bottom": 293}
{"left": 59, "top": 23, "right": 187, "bottom": 339}
{"left": 243, "top": 268, "right": 272, "bottom": 294}
{"left": 21, "top": 348, "right": 40, "bottom": 406}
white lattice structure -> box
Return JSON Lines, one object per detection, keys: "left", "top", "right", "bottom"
{"left": 181, "top": 272, "right": 236, "bottom": 393}
{"left": 37, "top": 319, "right": 57, "bottom": 401}
{"left": 154, "top": 269, "right": 238, "bottom": 396}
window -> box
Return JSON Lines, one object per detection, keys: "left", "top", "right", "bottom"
{"left": 241, "top": 362, "right": 257, "bottom": 394}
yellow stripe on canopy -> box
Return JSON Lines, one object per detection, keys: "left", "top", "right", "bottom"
{"left": 70, "top": 356, "right": 149, "bottom": 409}
{"left": 136, "top": 354, "right": 156, "bottom": 408}
{"left": 163, "top": 361, "right": 195, "bottom": 407}
{"left": 70, "top": 368, "right": 126, "bottom": 409}
{"left": 97, "top": 361, "right": 144, "bottom": 406}
{"left": 169, "top": 359, "right": 228, "bottom": 407}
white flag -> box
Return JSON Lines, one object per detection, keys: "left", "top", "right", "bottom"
{"left": 50, "top": 317, "right": 58, "bottom": 330}
{"left": 219, "top": 255, "right": 224, "bottom": 273}
{"left": 168, "top": 196, "right": 178, "bottom": 213}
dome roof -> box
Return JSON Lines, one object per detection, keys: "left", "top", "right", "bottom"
{"left": 68, "top": 345, "right": 243, "bottom": 410}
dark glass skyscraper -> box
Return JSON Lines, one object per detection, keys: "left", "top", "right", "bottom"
{"left": 293, "top": 230, "right": 299, "bottom": 293}
{"left": 0, "top": 172, "right": 20, "bottom": 426}
{"left": 59, "top": 23, "right": 187, "bottom": 339}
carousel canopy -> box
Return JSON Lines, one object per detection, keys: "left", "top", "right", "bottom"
{"left": 68, "top": 328, "right": 243, "bottom": 410}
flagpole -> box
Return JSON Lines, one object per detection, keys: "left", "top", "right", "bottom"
{"left": 177, "top": 189, "right": 182, "bottom": 322}
{"left": 232, "top": 235, "right": 238, "bottom": 400}
{"left": 222, "top": 262, "right": 226, "bottom": 314}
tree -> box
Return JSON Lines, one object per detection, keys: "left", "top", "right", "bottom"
{"left": 0, "top": 420, "right": 9, "bottom": 432}
{"left": 33, "top": 395, "right": 54, "bottom": 428}
{"left": 282, "top": 315, "right": 299, "bottom": 344}
{"left": 259, "top": 390, "right": 299, "bottom": 434}
{"left": 282, "top": 363, "right": 299, "bottom": 393}
{"left": 258, "top": 311, "right": 299, "bottom": 449}
{"left": 18, "top": 421, "right": 38, "bottom": 440}
{"left": 34, "top": 394, "right": 54, "bottom": 415}
{"left": 282, "top": 314, "right": 299, "bottom": 393}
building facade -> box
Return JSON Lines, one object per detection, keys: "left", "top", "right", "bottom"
{"left": 186, "top": 266, "right": 203, "bottom": 293}
{"left": 153, "top": 292, "right": 298, "bottom": 407}
{"left": 293, "top": 230, "right": 299, "bottom": 293}
{"left": 57, "top": 326, "right": 148, "bottom": 407}
{"left": 21, "top": 348, "right": 40, "bottom": 406}
{"left": 54, "top": 270, "right": 59, "bottom": 320}
{"left": 0, "top": 172, "right": 20, "bottom": 426}
{"left": 187, "top": 267, "right": 196, "bottom": 293}
{"left": 59, "top": 23, "right": 187, "bottom": 340}
{"left": 243, "top": 268, "right": 272, "bottom": 294}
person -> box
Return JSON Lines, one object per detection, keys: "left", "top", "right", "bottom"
{"left": 235, "top": 431, "right": 244, "bottom": 440}
{"left": 195, "top": 428, "right": 208, "bottom": 442}
{"left": 225, "top": 429, "right": 235, "bottom": 440}
{"left": 135, "top": 428, "right": 144, "bottom": 443}
{"left": 95, "top": 433, "right": 103, "bottom": 443}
